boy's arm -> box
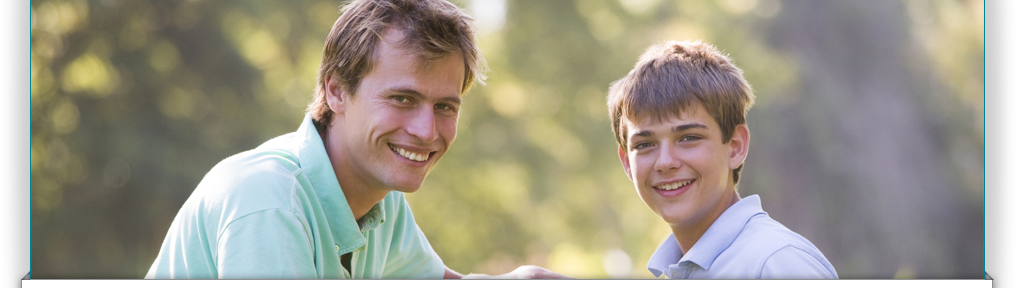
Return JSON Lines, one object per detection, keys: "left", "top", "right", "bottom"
{"left": 759, "top": 246, "right": 838, "bottom": 279}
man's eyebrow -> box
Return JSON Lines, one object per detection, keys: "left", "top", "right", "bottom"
{"left": 388, "top": 88, "right": 461, "bottom": 104}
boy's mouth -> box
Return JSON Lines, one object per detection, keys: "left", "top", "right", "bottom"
{"left": 655, "top": 180, "right": 693, "bottom": 191}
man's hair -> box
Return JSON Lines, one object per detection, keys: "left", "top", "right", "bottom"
{"left": 607, "top": 40, "right": 756, "bottom": 183}
{"left": 307, "top": 0, "right": 487, "bottom": 125}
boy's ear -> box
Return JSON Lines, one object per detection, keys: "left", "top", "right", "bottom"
{"left": 618, "top": 146, "right": 633, "bottom": 182}
{"left": 728, "top": 124, "right": 750, "bottom": 170}
{"left": 325, "top": 75, "right": 348, "bottom": 115}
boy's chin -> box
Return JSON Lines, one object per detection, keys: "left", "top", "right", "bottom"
{"left": 653, "top": 206, "right": 692, "bottom": 226}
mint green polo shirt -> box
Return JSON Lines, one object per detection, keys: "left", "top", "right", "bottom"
{"left": 145, "top": 114, "right": 446, "bottom": 279}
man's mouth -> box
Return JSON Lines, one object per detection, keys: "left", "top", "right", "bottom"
{"left": 655, "top": 180, "right": 693, "bottom": 191}
{"left": 388, "top": 144, "right": 431, "bottom": 162}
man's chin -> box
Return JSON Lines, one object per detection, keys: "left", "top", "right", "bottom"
{"left": 386, "top": 178, "right": 427, "bottom": 193}
{"left": 378, "top": 163, "right": 434, "bottom": 192}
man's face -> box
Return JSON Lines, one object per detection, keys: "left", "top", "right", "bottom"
{"left": 618, "top": 102, "right": 748, "bottom": 229}
{"left": 328, "top": 29, "right": 465, "bottom": 193}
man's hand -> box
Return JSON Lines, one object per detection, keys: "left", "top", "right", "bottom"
{"left": 461, "top": 265, "right": 574, "bottom": 279}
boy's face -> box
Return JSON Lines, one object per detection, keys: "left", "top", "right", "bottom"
{"left": 617, "top": 102, "right": 749, "bottom": 229}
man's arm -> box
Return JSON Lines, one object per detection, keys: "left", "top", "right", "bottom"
{"left": 460, "top": 265, "right": 573, "bottom": 279}
{"left": 216, "top": 209, "right": 318, "bottom": 279}
{"left": 444, "top": 267, "right": 463, "bottom": 279}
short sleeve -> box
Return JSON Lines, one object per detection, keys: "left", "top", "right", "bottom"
{"left": 760, "top": 246, "right": 838, "bottom": 279}
{"left": 216, "top": 209, "right": 318, "bottom": 279}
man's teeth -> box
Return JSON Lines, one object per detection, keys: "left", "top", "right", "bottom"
{"left": 656, "top": 180, "right": 692, "bottom": 191}
{"left": 392, "top": 146, "right": 429, "bottom": 162}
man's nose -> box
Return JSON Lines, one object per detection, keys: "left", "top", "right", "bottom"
{"left": 406, "top": 107, "right": 438, "bottom": 143}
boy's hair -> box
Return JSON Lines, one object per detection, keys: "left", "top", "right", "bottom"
{"left": 607, "top": 40, "right": 755, "bottom": 183}
{"left": 307, "top": 0, "right": 487, "bottom": 126}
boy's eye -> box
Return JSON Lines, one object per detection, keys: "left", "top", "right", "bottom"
{"left": 680, "top": 135, "right": 700, "bottom": 142}
{"left": 633, "top": 142, "right": 652, "bottom": 150}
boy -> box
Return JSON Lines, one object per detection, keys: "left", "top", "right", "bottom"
{"left": 606, "top": 40, "right": 838, "bottom": 279}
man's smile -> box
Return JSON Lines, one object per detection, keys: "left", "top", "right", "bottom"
{"left": 388, "top": 143, "right": 435, "bottom": 162}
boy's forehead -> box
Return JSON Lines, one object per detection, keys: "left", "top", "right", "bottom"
{"left": 624, "top": 104, "right": 705, "bottom": 128}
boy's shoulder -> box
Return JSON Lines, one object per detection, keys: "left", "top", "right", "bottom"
{"left": 713, "top": 196, "right": 837, "bottom": 278}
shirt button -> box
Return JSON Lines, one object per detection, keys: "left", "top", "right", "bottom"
{"left": 335, "top": 245, "right": 339, "bottom": 252}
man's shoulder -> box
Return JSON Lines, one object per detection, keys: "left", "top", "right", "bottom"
{"left": 187, "top": 132, "right": 310, "bottom": 217}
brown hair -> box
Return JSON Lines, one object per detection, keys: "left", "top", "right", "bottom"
{"left": 607, "top": 40, "right": 755, "bottom": 183}
{"left": 307, "top": 0, "right": 487, "bottom": 125}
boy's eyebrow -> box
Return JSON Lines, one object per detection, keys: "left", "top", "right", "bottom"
{"left": 627, "top": 123, "right": 708, "bottom": 138}
{"left": 673, "top": 123, "right": 707, "bottom": 132}
{"left": 631, "top": 130, "right": 653, "bottom": 138}
{"left": 628, "top": 123, "right": 708, "bottom": 139}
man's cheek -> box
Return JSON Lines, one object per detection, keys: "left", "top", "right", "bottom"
{"left": 441, "top": 121, "right": 458, "bottom": 144}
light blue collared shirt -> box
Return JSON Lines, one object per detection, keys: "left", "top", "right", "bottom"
{"left": 647, "top": 195, "right": 838, "bottom": 279}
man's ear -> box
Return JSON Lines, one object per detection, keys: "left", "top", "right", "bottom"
{"left": 325, "top": 75, "right": 348, "bottom": 115}
{"left": 728, "top": 124, "right": 750, "bottom": 170}
{"left": 618, "top": 146, "right": 633, "bottom": 182}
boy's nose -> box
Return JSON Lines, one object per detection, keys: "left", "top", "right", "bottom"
{"left": 654, "top": 143, "right": 680, "bottom": 172}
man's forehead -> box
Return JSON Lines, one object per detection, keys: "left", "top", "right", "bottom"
{"left": 378, "top": 27, "right": 466, "bottom": 79}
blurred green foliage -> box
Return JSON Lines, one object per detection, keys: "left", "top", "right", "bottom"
{"left": 31, "top": 0, "right": 983, "bottom": 279}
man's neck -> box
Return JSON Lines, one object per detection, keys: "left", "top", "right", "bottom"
{"left": 320, "top": 123, "right": 390, "bottom": 221}
{"left": 670, "top": 191, "right": 741, "bottom": 255}
{"left": 340, "top": 180, "right": 389, "bottom": 221}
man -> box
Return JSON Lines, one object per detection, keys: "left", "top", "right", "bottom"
{"left": 146, "top": 0, "right": 565, "bottom": 279}
{"left": 606, "top": 40, "right": 838, "bottom": 279}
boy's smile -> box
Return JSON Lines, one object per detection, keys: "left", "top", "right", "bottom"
{"left": 618, "top": 102, "right": 749, "bottom": 251}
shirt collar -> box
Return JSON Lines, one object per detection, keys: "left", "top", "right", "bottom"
{"left": 293, "top": 114, "right": 368, "bottom": 253}
{"left": 647, "top": 233, "right": 680, "bottom": 278}
{"left": 646, "top": 194, "right": 767, "bottom": 277}
{"left": 357, "top": 200, "right": 386, "bottom": 232}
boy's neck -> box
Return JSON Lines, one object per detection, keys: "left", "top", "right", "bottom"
{"left": 670, "top": 191, "right": 742, "bottom": 255}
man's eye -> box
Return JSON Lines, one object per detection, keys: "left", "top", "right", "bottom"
{"left": 634, "top": 142, "right": 652, "bottom": 150}
{"left": 435, "top": 104, "right": 458, "bottom": 117}
{"left": 680, "top": 135, "right": 700, "bottom": 142}
{"left": 393, "top": 96, "right": 410, "bottom": 103}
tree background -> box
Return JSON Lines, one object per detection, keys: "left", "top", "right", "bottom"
{"left": 30, "top": 0, "right": 983, "bottom": 279}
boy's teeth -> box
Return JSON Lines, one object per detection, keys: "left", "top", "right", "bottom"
{"left": 392, "top": 145, "right": 428, "bottom": 162}
{"left": 656, "top": 180, "right": 692, "bottom": 191}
